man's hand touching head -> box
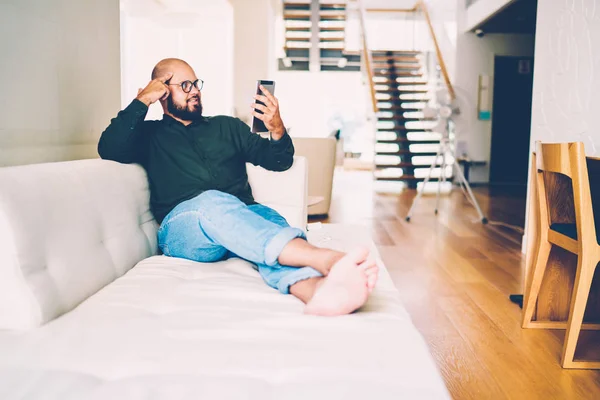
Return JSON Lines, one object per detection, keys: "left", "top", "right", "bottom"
{"left": 136, "top": 71, "right": 173, "bottom": 107}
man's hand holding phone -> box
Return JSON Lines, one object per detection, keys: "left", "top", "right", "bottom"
{"left": 251, "top": 85, "right": 285, "bottom": 139}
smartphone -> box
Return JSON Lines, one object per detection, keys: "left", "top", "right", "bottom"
{"left": 251, "top": 80, "right": 276, "bottom": 133}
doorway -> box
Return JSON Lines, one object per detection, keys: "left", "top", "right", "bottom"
{"left": 489, "top": 56, "right": 534, "bottom": 186}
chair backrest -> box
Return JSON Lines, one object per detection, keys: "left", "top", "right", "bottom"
{"left": 292, "top": 137, "right": 336, "bottom": 215}
{"left": 534, "top": 141, "right": 596, "bottom": 248}
{"left": 536, "top": 142, "right": 585, "bottom": 177}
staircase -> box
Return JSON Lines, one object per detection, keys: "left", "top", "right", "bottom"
{"left": 280, "top": 1, "right": 360, "bottom": 72}
{"left": 372, "top": 50, "right": 443, "bottom": 189}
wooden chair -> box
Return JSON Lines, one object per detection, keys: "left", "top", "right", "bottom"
{"left": 521, "top": 142, "right": 600, "bottom": 368}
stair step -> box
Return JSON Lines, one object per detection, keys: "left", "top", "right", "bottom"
{"left": 284, "top": 10, "right": 346, "bottom": 16}
{"left": 375, "top": 89, "right": 430, "bottom": 94}
{"left": 374, "top": 79, "right": 429, "bottom": 86}
{"left": 377, "top": 117, "right": 428, "bottom": 125}
{"left": 284, "top": 3, "right": 311, "bottom": 11}
{"left": 320, "top": 3, "right": 347, "bottom": 10}
{"left": 284, "top": 15, "right": 346, "bottom": 21}
{"left": 374, "top": 71, "right": 424, "bottom": 77}
{"left": 376, "top": 127, "right": 411, "bottom": 131}
{"left": 373, "top": 64, "right": 423, "bottom": 75}
{"left": 287, "top": 31, "right": 345, "bottom": 38}
{"left": 376, "top": 150, "right": 439, "bottom": 156}
{"left": 377, "top": 118, "right": 430, "bottom": 123}
{"left": 321, "top": 8, "right": 346, "bottom": 13}
{"left": 371, "top": 50, "right": 422, "bottom": 56}
{"left": 377, "top": 104, "right": 426, "bottom": 110}
{"left": 372, "top": 56, "right": 420, "bottom": 63}
{"left": 376, "top": 163, "right": 443, "bottom": 168}
{"left": 375, "top": 176, "right": 441, "bottom": 182}
{"left": 376, "top": 139, "right": 440, "bottom": 144}
{"left": 320, "top": 65, "right": 361, "bottom": 72}
{"left": 376, "top": 97, "right": 432, "bottom": 103}
{"left": 320, "top": 27, "right": 346, "bottom": 32}
{"left": 377, "top": 114, "right": 426, "bottom": 119}
{"left": 372, "top": 61, "right": 422, "bottom": 67}
{"left": 376, "top": 162, "right": 443, "bottom": 168}
{"left": 377, "top": 126, "right": 433, "bottom": 131}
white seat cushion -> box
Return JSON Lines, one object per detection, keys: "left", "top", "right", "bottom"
{"left": 0, "top": 225, "right": 449, "bottom": 399}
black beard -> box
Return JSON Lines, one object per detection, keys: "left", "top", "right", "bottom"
{"left": 167, "top": 96, "right": 203, "bottom": 121}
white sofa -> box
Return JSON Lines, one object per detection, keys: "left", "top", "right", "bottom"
{"left": 0, "top": 157, "right": 449, "bottom": 399}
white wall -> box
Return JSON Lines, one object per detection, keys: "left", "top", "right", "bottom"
{"left": 0, "top": 0, "right": 121, "bottom": 167}
{"left": 231, "top": 0, "right": 277, "bottom": 124}
{"left": 465, "top": 0, "right": 517, "bottom": 32}
{"left": 425, "top": 0, "right": 459, "bottom": 82}
{"left": 521, "top": 0, "right": 600, "bottom": 252}
{"left": 274, "top": 71, "right": 373, "bottom": 155}
{"left": 362, "top": 18, "right": 433, "bottom": 52}
{"left": 120, "top": 1, "right": 234, "bottom": 120}
{"left": 455, "top": 0, "right": 535, "bottom": 183}
{"left": 529, "top": 0, "right": 600, "bottom": 155}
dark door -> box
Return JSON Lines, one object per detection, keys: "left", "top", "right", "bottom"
{"left": 489, "top": 56, "right": 534, "bottom": 185}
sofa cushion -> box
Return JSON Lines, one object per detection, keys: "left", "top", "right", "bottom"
{"left": 0, "top": 157, "right": 308, "bottom": 330}
{"left": 0, "top": 224, "right": 450, "bottom": 399}
{"left": 0, "top": 160, "right": 158, "bottom": 330}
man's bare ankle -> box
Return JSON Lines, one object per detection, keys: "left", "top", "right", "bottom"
{"left": 316, "top": 250, "right": 345, "bottom": 275}
{"left": 290, "top": 277, "right": 323, "bottom": 304}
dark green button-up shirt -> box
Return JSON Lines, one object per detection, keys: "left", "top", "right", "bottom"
{"left": 98, "top": 99, "right": 294, "bottom": 223}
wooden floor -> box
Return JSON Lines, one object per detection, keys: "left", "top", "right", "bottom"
{"left": 317, "top": 169, "right": 600, "bottom": 400}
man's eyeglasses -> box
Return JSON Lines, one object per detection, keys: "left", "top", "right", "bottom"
{"left": 167, "top": 79, "right": 204, "bottom": 93}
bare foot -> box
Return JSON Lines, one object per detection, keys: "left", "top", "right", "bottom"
{"left": 359, "top": 257, "right": 379, "bottom": 294}
{"left": 304, "top": 247, "right": 372, "bottom": 316}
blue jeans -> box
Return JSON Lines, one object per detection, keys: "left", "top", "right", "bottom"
{"left": 156, "top": 190, "right": 322, "bottom": 294}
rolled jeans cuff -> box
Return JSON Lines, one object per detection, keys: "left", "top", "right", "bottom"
{"left": 264, "top": 227, "right": 306, "bottom": 266}
{"left": 277, "top": 267, "right": 323, "bottom": 294}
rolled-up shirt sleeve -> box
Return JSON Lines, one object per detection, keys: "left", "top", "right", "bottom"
{"left": 236, "top": 118, "right": 294, "bottom": 171}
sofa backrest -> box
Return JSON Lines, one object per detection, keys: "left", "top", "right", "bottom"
{"left": 0, "top": 157, "right": 307, "bottom": 330}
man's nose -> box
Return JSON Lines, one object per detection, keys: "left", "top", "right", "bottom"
{"left": 189, "top": 85, "right": 200, "bottom": 96}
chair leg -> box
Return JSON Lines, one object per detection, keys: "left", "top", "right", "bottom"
{"left": 561, "top": 259, "right": 596, "bottom": 368}
{"left": 522, "top": 240, "right": 552, "bottom": 328}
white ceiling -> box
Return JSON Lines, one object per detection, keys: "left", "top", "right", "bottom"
{"left": 121, "top": 0, "right": 231, "bottom": 19}
{"left": 120, "top": 0, "right": 456, "bottom": 23}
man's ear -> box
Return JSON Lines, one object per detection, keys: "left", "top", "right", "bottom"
{"left": 159, "top": 98, "right": 168, "bottom": 113}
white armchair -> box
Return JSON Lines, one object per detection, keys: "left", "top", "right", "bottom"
{"left": 292, "top": 137, "right": 337, "bottom": 217}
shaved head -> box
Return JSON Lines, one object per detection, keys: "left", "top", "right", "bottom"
{"left": 151, "top": 58, "right": 203, "bottom": 122}
{"left": 151, "top": 58, "right": 192, "bottom": 81}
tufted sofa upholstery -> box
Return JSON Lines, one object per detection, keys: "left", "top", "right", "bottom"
{"left": 0, "top": 157, "right": 307, "bottom": 330}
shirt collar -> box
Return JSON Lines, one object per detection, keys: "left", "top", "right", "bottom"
{"left": 162, "top": 114, "right": 208, "bottom": 127}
